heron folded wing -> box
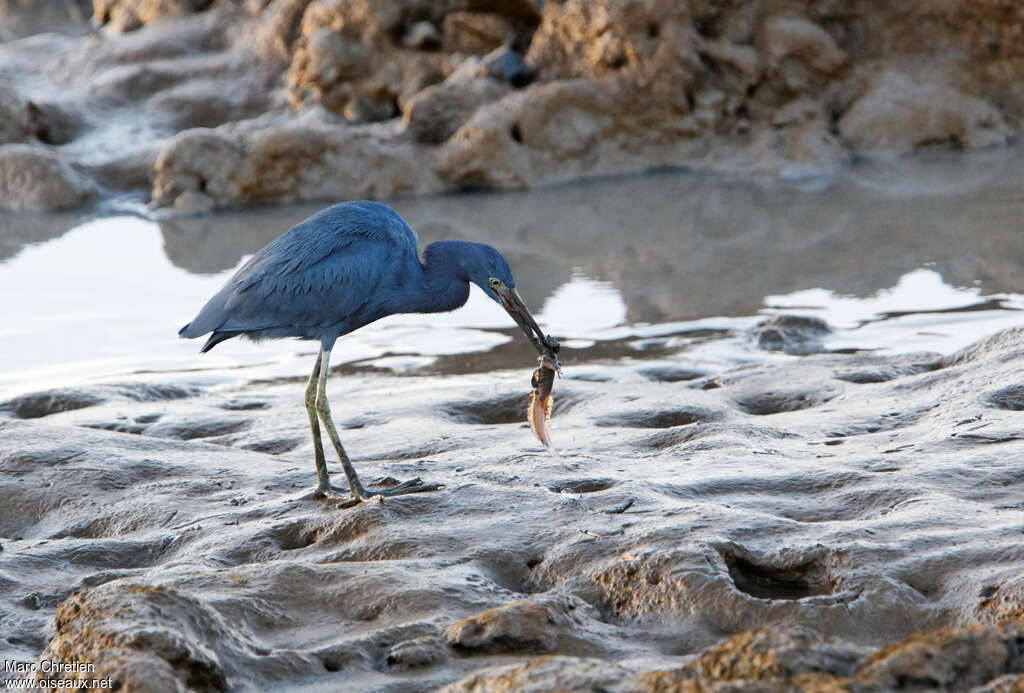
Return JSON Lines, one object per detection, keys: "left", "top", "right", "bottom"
{"left": 183, "top": 220, "right": 414, "bottom": 338}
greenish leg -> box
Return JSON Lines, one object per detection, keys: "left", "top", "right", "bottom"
{"left": 314, "top": 346, "right": 443, "bottom": 503}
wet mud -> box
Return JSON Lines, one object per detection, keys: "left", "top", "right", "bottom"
{"left": 4, "top": 325, "right": 1024, "bottom": 690}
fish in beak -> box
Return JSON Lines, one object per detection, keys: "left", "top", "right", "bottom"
{"left": 495, "top": 286, "right": 561, "bottom": 370}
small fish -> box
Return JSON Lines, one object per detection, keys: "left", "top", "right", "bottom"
{"left": 528, "top": 354, "right": 558, "bottom": 447}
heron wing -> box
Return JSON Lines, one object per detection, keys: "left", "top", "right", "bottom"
{"left": 180, "top": 202, "right": 418, "bottom": 338}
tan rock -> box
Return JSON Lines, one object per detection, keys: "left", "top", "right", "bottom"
{"left": 444, "top": 593, "right": 604, "bottom": 655}
{"left": 152, "top": 121, "right": 443, "bottom": 211}
{"left": 756, "top": 13, "right": 849, "bottom": 78}
{"left": 0, "top": 144, "right": 94, "bottom": 211}
{"left": 437, "top": 79, "right": 616, "bottom": 189}
{"left": 385, "top": 635, "right": 450, "bottom": 670}
{"left": 855, "top": 622, "right": 1024, "bottom": 691}
{"left": 403, "top": 76, "right": 509, "bottom": 144}
{"left": 441, "top": 11, "right": 518, "bottom": 54}
{"left": 439, "top": 656, "right": 636, "bottom": 693}
{"left": 93, "top": 0, "right": 221, "bottom": 34}
{"left": 838, "top": 68, "right": 1012, "bottom": 153}
{"left": 649, "top": 626, "right": 866, "bottom": 687}
{"left": 527, "top": 0, "right": 700, "bottom": 113}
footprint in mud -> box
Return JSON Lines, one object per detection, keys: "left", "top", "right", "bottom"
{"left": 733, "top": 385, "right": 839, "bottom": 416}
{"left": 240, "top": 438, "right": 302, "bottom": 455}
{"left": 833, "top": 361, "right": 940, "bottom": 384}
{"left": 145, "top": 415, "right": 253, "bottom": 441}
{"left": 1, "top": 384, "right": 201, "bottom": 419}
{"left": 445, "top": 393, "right": 529, "bottom": 425}
{"left": 595, "top": 407, "right": 719, "bottom": 429}
{"left": 0, "top": 388, "right": 107, "bottom": 418}
{"left": 986, "top": 383, "right": 1024, "bottom": 411}
{"left": 638, "top": 367, "right": 708, "bottom": 383}
{"left": 548, "top": 478, "right": 617, "bottom": 494}
{"left": 444, "top": 391, "right": 577, "bottom": 425}
{"left": 723, "top": 553, "right": 833, "bottom": 601}
{"left": 81, "top": 420, "right": 150, "bottom": 435}
{"left": 218, "top": 398, "right": 271, "bottom": 411}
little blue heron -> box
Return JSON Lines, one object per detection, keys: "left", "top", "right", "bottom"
{"left": 180, "top": 201, "right": 556, "bottom": 504}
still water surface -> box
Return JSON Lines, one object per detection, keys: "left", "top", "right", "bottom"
{"left": 2, "top": 147, "right": 1024, "bottom": 397}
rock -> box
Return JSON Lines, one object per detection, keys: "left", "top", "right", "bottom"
{"left": 480, "top": 46, "right": 532, "bottom": 87}
{"left": 88, "top": 63, "right": 190, "bottom": 102}
{"left": 438, "top": 79, "right": 615, "bottom": 189}
{"left": 403, "top": 76, "right": 509, "bottom": 144}
{"left": 0, "top": 145, "right": 94, "bottom": 211}
{"left": 439, "top": 656, "right": 636, "bottom": 693}
{"left": 527, "top": 0, "right": 700, "bottom": 113}
{"left": 839, "top": 67, "right": 1012, "bottom": 153}
{"left": 977, "top": 675, "right": 1024, "bottom": 693}
{"left": 752, "top": 315, "right": 832, "bottom": 355}
{"left": 854, "top": 622, "right": 1024, "bottom": 691}
{"left": 151, "top": 121, "right": 442, "bottom": 211}
{"left": 244, "top": 0, "right": 310, "bottom": 64}
{"left": 0, "top": 0, "right": 92, "bottom": 39}
{"left": 93, "top": 0, "right": 219, "bottom": 34}
{"left": 27, "top": 101, "right": 87, "bottom": 146}
{"left": 0, "top": 83, "right": 31, "bottom": 144}
{"left": 696, "top": 37, "right": 760, "bottom": 93}
{"left": 285, "top": 0, "right": 452, "bottom": 120}
{"left": 150, "top": 128, "right": 245, "bottom": 211}
{"left": 148, "top": 78, "right": 275, "bottom": 129}
{"left": 641, "top": 626, "right": 867, "bottom": 689}
{"left": 444, "top": 593, "right": 604, "bottom": 655}
{"left": 402, "top": 20, "right": 441, "bottom": 50}
{"left": 385, "top": 635, "right": 450, "bottom": 670}
{"left": 6, "top": 0, "right": 1024, "bottom": 212}
{"left": 755, "top": 13, "right": 849, "bottom": 85}
{"left": 29, "top": 581, "right": 292, "bottom": 691}
{"left": 441, "top": 11, "right": 519, "bottom": 54}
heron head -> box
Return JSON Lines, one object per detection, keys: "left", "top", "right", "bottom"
{"left": 457, "top": 243, "right": 515, "bottom": 302}
{"left": 459, "top": 243, "right": 553, "bottom": 362}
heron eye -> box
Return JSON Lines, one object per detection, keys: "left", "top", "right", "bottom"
{"left": 489, "top": 278, "right": 502, "bottom": 288}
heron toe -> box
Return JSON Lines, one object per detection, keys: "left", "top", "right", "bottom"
{"left": 364, "top": 477, "right": 444, "bottom": 500}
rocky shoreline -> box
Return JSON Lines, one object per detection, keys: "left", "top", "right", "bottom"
{"left": 1, "top": 0, "right": 1023, "bottom": 213}
{"left": 4, "top": 325, "right": 1024, "bottom": 690}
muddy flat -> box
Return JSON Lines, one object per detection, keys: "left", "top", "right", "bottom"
{"left": 4, "top": 152, "right": 1024, "bottom": 690}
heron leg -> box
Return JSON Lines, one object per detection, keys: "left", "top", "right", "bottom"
{"left": 303, "top": 353, "right": 346, "bottom": 498}
{"left": 314, "top": 346, "right": 442, "bottom": 503}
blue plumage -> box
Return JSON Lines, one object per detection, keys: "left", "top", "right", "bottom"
{"left": 180, "top": 201, "right": 516, "bottom": 352}
{"left": 179, "top": 200, "right": 555, "bottom": 505}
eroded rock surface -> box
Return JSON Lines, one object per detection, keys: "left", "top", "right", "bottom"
{"left": 5, "top": 328, "right": 1024, "bottom": 689}
{"left": 2, "top": 0, "right": 1024, "bottom": 210}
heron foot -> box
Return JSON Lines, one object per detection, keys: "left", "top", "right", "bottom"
{"left": 301, "top": 478, "right": 443, "bottom": 506}
{"left": 357, "top": 477, "right": 444, "bottom": 502}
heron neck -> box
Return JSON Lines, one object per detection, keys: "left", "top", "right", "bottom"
{"left": 415, "top": 241, "right": 471, "bottom": 314}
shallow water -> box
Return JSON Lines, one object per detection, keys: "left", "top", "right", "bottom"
{"left": 2, "top": 146, "right": 1024, "bottom": 397}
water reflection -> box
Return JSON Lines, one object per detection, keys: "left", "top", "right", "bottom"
{"left": 158, "top": 145, "right": 1024, "bottom": 326}
{"left": 3, "top": 146, "right": 1024, "bottom": 394}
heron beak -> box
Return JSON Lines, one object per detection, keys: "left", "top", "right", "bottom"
{"left": 497, "top": 287, "right": 558, "bottom": 366}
